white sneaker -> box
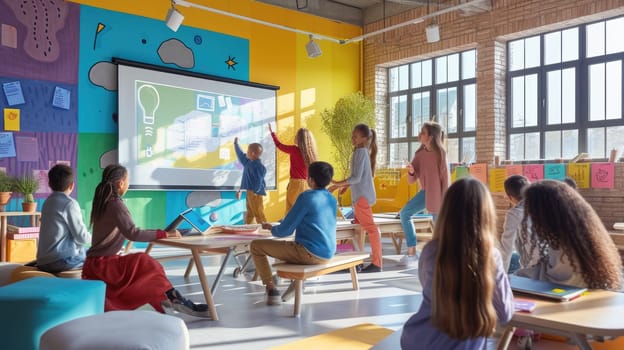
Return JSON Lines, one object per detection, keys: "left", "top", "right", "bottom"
{"left": 397, "top": 254, "right": 418, "bottom": 268}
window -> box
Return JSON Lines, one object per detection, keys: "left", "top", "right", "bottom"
{"left": 507, "top": 17, "right": 624, "bottom": 161}
{"left": 387, "top": 49, "right": 477, "bottom": 166}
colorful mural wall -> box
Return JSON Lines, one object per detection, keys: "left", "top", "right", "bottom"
{"left": 1, "top": 0, "right": 361, "bottom": 227}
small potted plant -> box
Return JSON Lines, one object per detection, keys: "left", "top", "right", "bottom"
{"left": 14, "top": 175, "right": 39, "bottom": 212}
{"left": 0, "top": 171, "right": 13, "bottom": 211}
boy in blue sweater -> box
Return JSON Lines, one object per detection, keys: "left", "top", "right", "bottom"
{"left": 234, "top": 137, "right": 267, "bottom": 224}
{"left": 251, "top": 161, "right": 337, "bottom": 305}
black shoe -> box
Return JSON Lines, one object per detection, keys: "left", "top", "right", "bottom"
{"left": 360, "top": 264, "right": 382, "bottom": 273}
{"left": 266, "top": 288, "right": 281, "bottom": 305}
{"left": 165, "top": 289, "right": 210, "bottom": 318}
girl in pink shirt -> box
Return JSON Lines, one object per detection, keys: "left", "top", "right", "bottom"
{"left": 398, "top": 121, "right": 448, "bottom": 266}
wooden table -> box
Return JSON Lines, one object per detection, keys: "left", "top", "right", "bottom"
{"left": 0, "top": 211, "right": 41, "bottom": 262}
{"left": 147, "top": 232, "right": 271, "bottom": 320}
{"left": 497, "top": 290, "right": 624, "bottom": 350}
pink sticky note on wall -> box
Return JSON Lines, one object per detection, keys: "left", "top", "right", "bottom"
{"left": 591, "top": 162, "right": 614, "bottom": 189}
{"left": 523, "top": 164, "right": 544, "bottom": 183}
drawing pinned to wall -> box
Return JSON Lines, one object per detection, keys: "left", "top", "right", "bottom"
{"left": 3, "top": 81, "right": 25, "bottom": 106}
{"left": 505, "top": 164, "right": 523, "bottom": 177}
{"left": 52, "top": 87, "right": 71, "bottom": 110}
{"left": 1, "top": 23, "right": 17, "bottom": 48}
{"left": 488, "top": 168, "right": 506, "bottom": 192}
{"left": 0, "top": 132, "right": 16, "bottom": 158}
{"left": 157, "top": 38, "right": 195, "bottom": 69}
{"left": 15, "top": 136, "right": 38, "bottom": 162}
{"left": 469, "top": 163, "right": 487, "bottom": 184}
{"left": 93, "top": 22, "right": 106, "bottom": 50}
{"left": 3, "top": 108, "right": 20, "bottom": 131}
{"left": 567, "top": 163, "right": 590, "bottom": 189}
{"left": 544, "top": 163, "right": 565, "bottom": 180}
{"left": 88, "top": 62, "right": 118, "bottom": 91}
{"left": 523, "top": 164, "right": 544, "bottom": 182}
{"left": 591, "top": 162, "right": 614, "bottom": 189}
{"left": 34, "top": 169, "right": 52, "bottom": 195}
{"left": 225, "top": 56, "right": 238, "bottom": 70}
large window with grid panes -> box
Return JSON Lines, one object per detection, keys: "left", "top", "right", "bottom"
{"left": 386, "top": 49, "right": 477, "bottom": 166}
{"left": 508, "top": 16, "right": 624, "bottom": 161}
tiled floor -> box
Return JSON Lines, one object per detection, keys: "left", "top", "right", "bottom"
{"left": 155, "top": 241, "right": 581, "bottom": 350}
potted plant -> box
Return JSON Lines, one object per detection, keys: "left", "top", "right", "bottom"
{"left": 0, "top": 171, "right": 13, "bottom": 211}
{"left": 320, "top": 92, "right": 376, "bottom": 204}
{"left": 14, "top": 175, "right": 39, "bottom": 212}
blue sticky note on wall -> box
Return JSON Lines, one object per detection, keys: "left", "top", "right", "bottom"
{"left": 544, "top": 163, "right": 565, "bottom": 180}
{"left": 52, "top": 87, "right": 71, "bottom": 110}
{"left": 2, "top": 81, "right": 25, "bottom": 106}
{"left": 0, "top": 132, "right": 17, "bottom": 158}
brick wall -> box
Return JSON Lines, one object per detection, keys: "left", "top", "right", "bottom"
{"left": 364, "top": 0, "right": 624, "bottom": 229}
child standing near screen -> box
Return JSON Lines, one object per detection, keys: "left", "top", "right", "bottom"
{"left": 234, "top": 137, "right": 267, "bottom": 224}
{"left": 329, "top": 124, "right": 382, "bottom": 273}
{"left": 268, "top": 123, "right": 318, "bottom": 214}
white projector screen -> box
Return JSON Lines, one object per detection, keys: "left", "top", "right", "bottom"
{"left": 116, "top": 59, "right": 278, "bottom": 190}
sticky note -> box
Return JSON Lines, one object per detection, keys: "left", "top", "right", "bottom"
{"left": 52, "top": 86, "right": 71, "bottom": 110}
{"left": 4, "top": 108, "right": 20, "bottom": 131}
{"left": 591, "top": 162, "right": 614, "bottom": 189}
{"left": 2, "top": 81, "right": 25, "bottom": 106}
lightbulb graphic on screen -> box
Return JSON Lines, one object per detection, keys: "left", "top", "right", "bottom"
{"left": 137, "top": 84, "right": 160, "bottom": 158}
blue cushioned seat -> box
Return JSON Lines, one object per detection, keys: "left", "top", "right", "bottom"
{"left": 0, "top": 276, "right": 105, "bottom": 350}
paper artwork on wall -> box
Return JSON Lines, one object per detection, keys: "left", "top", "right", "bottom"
{"left": 3, "top": 81, "right": 25, "bottom": 106}
{"left": 544, "top": 163, "right": 565, "bottom": 180}
{"left": 1, "top": 24, "right": 17, "bottom": 49}
{"left": 14, "top": 136, "right": 38, "bottom": 162}
{"left": 566, "top": 163, "right": 590, "bottom": 189}
{"left": 523, "top": 164, "right": 544, "bottom": 183}
{"left": 34, "top": 169, "right": 52, "bottom": 195}
{"left": 3, "top": 108, "right": 20, "bottom": 131}
{"left": 469, "top": 163, "right": 487, "bottom": 184}
{"left": 52, "top": 86, "right": 71, "bottom": 110}
{"left": 505, "top": 164, "right": 523, "bottom": 177}
{"left": 0, "top": 132, "right": 16, "bottom": 158}
{"left": 489, "top": 168, "right": 506, "bottom": 193}
{"left": 591, "top": 162, "right": 615, "bottom": 189}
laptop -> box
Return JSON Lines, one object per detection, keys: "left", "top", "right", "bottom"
{"left": 509, "top": 275, "right": 587, "bottom": 302}
{"left": 165, "top": 209, "right": 212, "bottom": 236}
{"left": 338, "top": 206, "right": 355, "bottom": 220}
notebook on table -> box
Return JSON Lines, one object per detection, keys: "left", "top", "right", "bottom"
{"left": 165, "top": 209, "right": 212, "bottom": 236}
{"left": 509, "top": 275, "right": 587, "bottom": 302}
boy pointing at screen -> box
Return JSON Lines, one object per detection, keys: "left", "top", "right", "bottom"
{"left": 234, "top": 137, "right": 267, "bottom": 224}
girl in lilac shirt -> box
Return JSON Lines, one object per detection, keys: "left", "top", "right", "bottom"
{"left": 401, "top": 178, "right": 514, "bottom": 349}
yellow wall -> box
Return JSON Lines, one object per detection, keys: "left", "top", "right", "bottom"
{"left": 69, "top": 0, "right": 362, "bottom": 220}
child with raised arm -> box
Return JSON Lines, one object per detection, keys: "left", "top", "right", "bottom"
{"left": 269, "top": 123, "right": 318, "bottom": 214}
{"left": 36, "top": 164, "right": 90, "bottom": 273}
{"left": 329, "top": 124, "right": 382, "bottom": 273}
{"left": 398, "top": 121, "right": 448, "bottom": 267}
{"left": 234, "top": 137, "right": 267, "bottom": 224}
{"left": 251, "top": 161, "right": 337, "bottom": 305}
{"left": 401, "top": 178, "right": 514, "bottom": 349}
{"left": 516, "top": 180, "right": 622, "bottom": 289}
{"left": 82, "top": 164, "right": 209, "bottom": 317}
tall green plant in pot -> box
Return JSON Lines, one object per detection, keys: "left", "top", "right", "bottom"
{"left": 0, "top": 171, "right": 13, "bottom": 211}
{"left": 14, "top": 175, "right": 39, "bottom": 212}
{"left": 320, "top": 92, "right": 376, "bottom": 179}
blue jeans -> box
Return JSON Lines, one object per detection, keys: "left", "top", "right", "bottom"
{"left": 399, "top": 190, "right": 426, "bottom": 248}
{"left": 38, "top": 251, "right": 85, "bottom": 274}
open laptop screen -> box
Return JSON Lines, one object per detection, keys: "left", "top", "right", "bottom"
{"left": 165, "top": 209, "right": 212, "bottom": 235}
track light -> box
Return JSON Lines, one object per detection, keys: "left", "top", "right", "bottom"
{"left": 306, "top": 35, "right": 322, "bottom": 58}
{"left": 166, "top": 1, "right": 185, "bottom": 32}
{"left": 425, "top": 23, "right": 440, "bottom": 43}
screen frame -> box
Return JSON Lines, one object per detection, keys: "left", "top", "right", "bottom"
{"left": 114, "top": 58, "right": 279, "bottom": 191}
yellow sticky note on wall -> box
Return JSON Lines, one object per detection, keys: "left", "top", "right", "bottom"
{"left": 4, "top": 108, "right": 20, "bottom": 131}
{"left": 567, "top": 163, "right": 590, "bottom": 189}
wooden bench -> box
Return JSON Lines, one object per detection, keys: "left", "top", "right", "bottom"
{"left": 273, "top": 252, "right": 369, "bottom": 317}
{"left": 381, "top": 217, "right": 434, "bottom": 254}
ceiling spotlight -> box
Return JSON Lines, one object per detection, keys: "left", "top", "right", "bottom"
{"left": 166, "top": 1, "right": 185, "bottom": 32}
{"left": 306, "top": 35, "right": 322, "bottom": 58}
{"left": 426, "top": 23, "right": 440, "bottom": 43}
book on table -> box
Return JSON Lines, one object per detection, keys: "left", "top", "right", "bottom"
{"left": 509, "top": 275, "right": 587, "bottom": 302}
{"left": 7, "top": 224, "right": 39, "bottom": 233}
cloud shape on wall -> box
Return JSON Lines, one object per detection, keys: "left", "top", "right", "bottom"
{"left": 187, "top": 191, "right": 222, "bottom": 208}
{"left": 89, "top": 61, "right": 118, "bottom": 91}
{"left": 158, "top": 39, "right": 195, "bottom": 69}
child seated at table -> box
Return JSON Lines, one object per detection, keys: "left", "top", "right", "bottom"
{"left": 251, "top": 161, "right": 337, "bottom": 305}
{"left": 515, "top": 180, "right": 622, "bottom": 290}
{"left": 36, "top": 164, "right": 91, "bottom": 273}
{"left": 401, "top": 178, "right": 514, "bottom": 349}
